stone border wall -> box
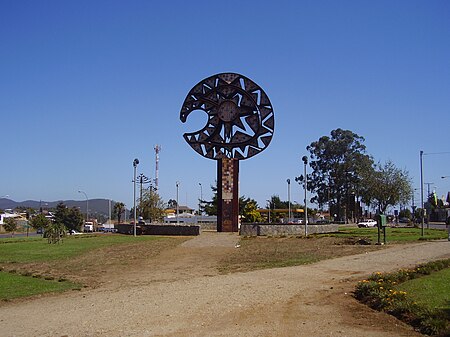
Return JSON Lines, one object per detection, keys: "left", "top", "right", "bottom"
{"left": 116, "top": 224, "right": 200, "bottom": 236}
{"left": 240, "top": 223, "right": 339, "bottom": 236}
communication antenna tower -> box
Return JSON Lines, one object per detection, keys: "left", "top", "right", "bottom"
{"left": 154, "top": 145, "right": 161, "bottom": 191}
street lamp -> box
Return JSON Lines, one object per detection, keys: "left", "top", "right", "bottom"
{"left": 198, "top": 182, "right": 203, "bottom": 216}
{"left": 302, "top": 155, "right": 308, "bottom": 236}
{"left": 420, "top": 150, "right": 425, "bottom": 236}
{"left": 287, "top": 179, "right": 291, "bottom": 223}
{"left": 176, "top": 181, "right": 180, "bottom": 224}
{"left": 78, "top": 190, "right": 88, "bottom": 223}
{"left": 133, "top": 158, "right": 139, "bottom": 237}
{"left": 442, "top": 176, "right": 449, "bottom": 179}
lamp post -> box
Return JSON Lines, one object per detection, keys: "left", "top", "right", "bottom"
{"left": 78, "top": 190, "right": 88, "bottom": 223}
{"left": 133, "top": 158, "right": 139, "bottom": 237}
{"left": 420, "top": 150, "right": 424, "bottom": 236}
{"left": 176, "top": 181, "right": 180, "bottom": 224}
{"left": 198, "top": 182, "right": 203, "bottom": 216}
{"left": 302, "top": 156, "right": 308, "bottom": 236}
{"left": 287, "top": 179, "right": 291, "bottom": 223}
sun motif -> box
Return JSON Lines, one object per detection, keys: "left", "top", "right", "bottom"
{"left": 180, "top": 73, "right": 275, "bottom": 160}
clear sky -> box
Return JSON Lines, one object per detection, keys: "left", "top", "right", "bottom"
{"left": 1, "top": 0, "right": 449, "bottom": 211}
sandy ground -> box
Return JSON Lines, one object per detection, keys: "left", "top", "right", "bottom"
{"left": 0, "top": 232, "right": 449, "bottom": 337}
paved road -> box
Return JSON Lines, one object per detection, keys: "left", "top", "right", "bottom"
{"left": 0, "top": 232, "right": 40, "bottom": 239}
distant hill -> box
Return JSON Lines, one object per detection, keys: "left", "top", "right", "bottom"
{"left": 0, "top": 198, "right": 124, "bottom": 216}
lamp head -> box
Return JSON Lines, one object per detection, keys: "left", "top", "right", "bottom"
{"left": 302, "top": 156, "right": 308, "bottom": 164}
{"left": 133, "top": 158, "right": 139, "bottom": 167}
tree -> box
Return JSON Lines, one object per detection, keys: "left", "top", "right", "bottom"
{"left": 200, "top": 184, "right": 218, "bottom": 216}
{"left": 307, "top": 129, "right": 374, "bottom": 221}
{"left": 53, "top": 202, "right": 84, "bottom": 231}
{"left": 140, "top": 188, "right": 166, "bottom": 222}
{"left": 241, "top": 199, "right": 262, "bottom": 223}
{"left": 361, "top": 160, "right": 412, "bottom": 214}
{"left": 29, "top": 213, "right": 51, "bottom": 231}
{"left": 45, "top": 222, "right": 66, "bottom": 244}
{"left": 3, "top": 217, "right": 17, "bottom": 236}
{"left": 113, "top": 202, "right": 125, "bottom": 223}
{"left": 200, "top": 184, "right": 261, "bottom": 218}
{"left": 167, "top": 199, "right": 177, "bottom": 209}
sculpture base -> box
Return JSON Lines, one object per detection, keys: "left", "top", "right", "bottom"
{"left": 217, "top": 158, "right": 239, "bottom": 232}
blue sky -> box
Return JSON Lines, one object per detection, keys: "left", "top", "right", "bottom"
{"left": 1, "top": 0, "right": 449, "bottom": 210}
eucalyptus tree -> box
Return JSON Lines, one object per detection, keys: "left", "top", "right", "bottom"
{"left": 307, "top": 129, "right": 374, "bottom": 221}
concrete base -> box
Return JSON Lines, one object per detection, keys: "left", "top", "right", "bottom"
{"left": 239, "top": 223, "right": 339, "bottom": 237}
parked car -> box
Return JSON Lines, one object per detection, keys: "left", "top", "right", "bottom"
{"left": 357, "top": 219, "right": 378, "bottom": 228}
{"left": 68, "top": 229, "right": 83, "bottom": 235}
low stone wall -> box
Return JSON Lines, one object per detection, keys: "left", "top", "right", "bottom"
{"left": 116, "top": 223, "right": 200, "bottom": 236}
{"left": 198, "top": 222, "right": 217, "bottom": 231}
{"left": 240, "top": 223, "right": 339, "bottom": 237}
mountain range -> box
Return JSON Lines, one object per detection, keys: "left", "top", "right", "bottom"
{"left": 0, "top": 198, "right": 122, "bottom": 216}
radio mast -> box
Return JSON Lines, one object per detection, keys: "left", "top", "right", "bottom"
{"left": 154, "top": 145, "right": 161, "bottom": 191}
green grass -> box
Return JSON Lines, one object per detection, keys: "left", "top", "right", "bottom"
{"left": 396, "top": 268, "right": 450, "bottom": 312}
{"left": 327, "top": 226, "right": 447, "bottom": 242}
{"left": 0, "top": 234, "right": 176, "bottom": 301}
{"left": 355, "top": 259, "right": 450, "bottom": 335}
{"left": 0, "top": 271, "right": 80, "bottom": 300}
{"left": 0, "top": 234, "right": 162, "bottom": 263}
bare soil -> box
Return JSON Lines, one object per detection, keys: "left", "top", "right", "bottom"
{"left": 0, "top": 232, "right": 449, "bottom": 337}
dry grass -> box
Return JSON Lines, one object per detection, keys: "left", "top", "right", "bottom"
{"left": 218, "top": 236, "right": 384, "bottom": 274}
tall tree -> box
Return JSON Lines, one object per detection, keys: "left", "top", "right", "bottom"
{"left": 307, "top": 129, "right": 374, "bottom": 221}
{"left": 361, "top": 160, "right": 412, "bottom": 213}
{"left": 53, "top": 202, "right": 84, "bottom": 231}
{"left": 140, "top": 188, "right": 166, "bottom": 222}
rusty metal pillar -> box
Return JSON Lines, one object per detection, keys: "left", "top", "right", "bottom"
{"left": 217, "top": 158, "right": 239, "bottom": 232}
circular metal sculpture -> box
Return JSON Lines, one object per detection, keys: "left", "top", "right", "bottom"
{"left": 180, "top": 73, "right": 275, "bottom": 160}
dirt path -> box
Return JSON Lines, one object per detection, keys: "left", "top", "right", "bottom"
{"left": 1, "top": 233, "right": 449, "bottom": 337}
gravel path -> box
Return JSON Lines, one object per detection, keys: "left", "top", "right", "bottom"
{"left": 1, "top": 234, "right": 449, "bottom": 337}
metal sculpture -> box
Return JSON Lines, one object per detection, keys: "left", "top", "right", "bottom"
{"left": 180, "top": 73, "right": 274, "bottom": 231}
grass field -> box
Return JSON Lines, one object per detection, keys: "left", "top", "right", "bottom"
{"left": 397, "top": 268, "right": 450, "bottom": 312}
{"left": 329, "top": 226, "right": 447, "bottom": 242}
{"left": 0, "top": 227, "right": 447, "bottom": 301}
{"left": 0, "top": 272, "right": 79, "bottom": 300}
{"left": 0, "top": 234, "right": 163, "bottom": 264}
{"left": 0, "top": 234, "right": 184, "bottom": 301}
